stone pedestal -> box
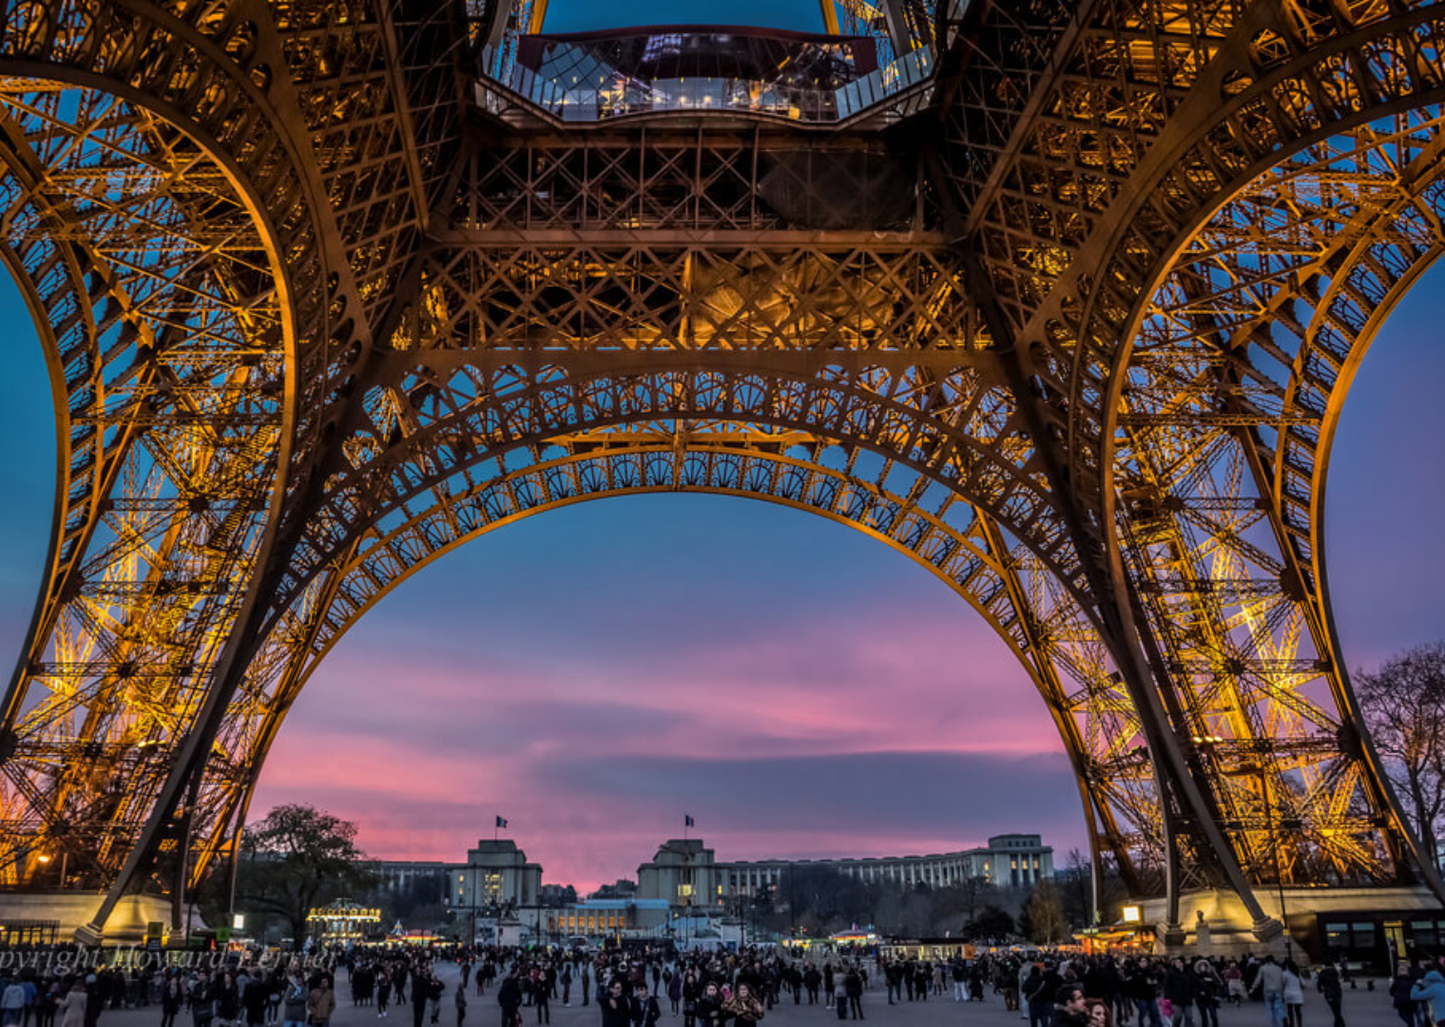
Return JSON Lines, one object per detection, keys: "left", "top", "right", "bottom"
{"left": 1134, "top": 885, "right": 1439, "bottom": 957}
{"left": 0, "top": 892, "right": 186, "bottom": 944}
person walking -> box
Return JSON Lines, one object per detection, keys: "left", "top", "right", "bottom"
{"left": 454, "top": 986, "right": 466, "bottom": 1027}
{"left": 1316, "top": 963, "right": 1344, "bottom": 1027}
{"left": 1251, "top": 957, "right": 1286, "bottom": 1027}
{"left": 377, "top": 972, "right": 391, "bottom": 1019}
{"left": 1282, "top": 963, "right": 1304, "bottom": 1027}
{"left": 1389, "top": 965, "right": 1418, "bottom": 1027}
{"left": 1410, "top": 969, "right": 1445, "bottom": 1027}
{"left": 58, "top": 986, "right": 85, "bottom": 1027}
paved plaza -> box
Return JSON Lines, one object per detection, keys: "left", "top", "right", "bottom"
{"left": 84, "top": 961, "right": 1409, "bottom": 1027}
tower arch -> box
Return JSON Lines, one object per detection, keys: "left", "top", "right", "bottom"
{"left": 231, "top": 438, "right": 1160, "bottom": 901}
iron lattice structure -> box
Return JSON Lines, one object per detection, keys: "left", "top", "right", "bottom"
{"left": 0, "top": 0, "right": 1442, "bottom": 939}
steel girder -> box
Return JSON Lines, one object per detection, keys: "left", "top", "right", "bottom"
{"left": 0, "top": 0, "right": 1439, "bottom": 940}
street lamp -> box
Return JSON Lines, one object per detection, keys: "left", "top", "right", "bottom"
{"left": 36, "top": 852, "right": 68, "bottom": 888}
{"left": 1219, "top": 757, "right": 1294, "bottom": 957}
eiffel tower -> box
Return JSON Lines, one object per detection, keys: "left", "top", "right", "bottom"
{"left": 0, "top": 0, "right": 1442, "bottom": 945}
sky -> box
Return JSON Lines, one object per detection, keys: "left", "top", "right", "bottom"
{"left": 0, "top": 7, "right": 1441, "bottom": 891}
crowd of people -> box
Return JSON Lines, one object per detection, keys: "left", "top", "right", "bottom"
{"left": 0, "top": 942, "right": 1438, "bottom": 1027}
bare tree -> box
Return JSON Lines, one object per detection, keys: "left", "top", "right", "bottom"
{"left": 1357, "top": 642, "right": 1445, "bottom": 867}
{"left": 1025, "top": 880, "right": 1068, "bottom": 944}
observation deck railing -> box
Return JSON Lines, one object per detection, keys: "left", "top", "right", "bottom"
{"left": 478, "top": 41, "right": 934, "bottom": 124}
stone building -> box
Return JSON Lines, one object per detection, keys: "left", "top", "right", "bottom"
{"left": 637, "top": 834, "right": 1054, "bottom": 907}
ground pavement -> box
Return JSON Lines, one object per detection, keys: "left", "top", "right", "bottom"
{"left": 92, "top": 960, "right": 1408, "bottom": 1027}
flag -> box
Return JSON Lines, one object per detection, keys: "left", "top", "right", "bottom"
{"left": 496, "top": 815, "right": 508, "bottom": 828}
{"left": 684, "top": 814, "right": 694, "bottom": 828}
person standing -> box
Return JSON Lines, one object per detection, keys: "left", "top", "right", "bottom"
{"left": 281, "top": 973, "right": 306, "bottom": 1027}
{"left": 719, "top": 984, "right": 760, "bottom": 1027}
{"left": 1025, "top": 966, "right": 1052, "bottom": 1027}
{"left": 845, "top": 967, "right": 864, "bottom": 1021}
{"left": 531, "top": 978, "right": 547, "bottom": 1027}
{"left": 1054, "top": 985, "right": 1091, "bottom": 1027}
{"left": 598, "top": 981, "right": 630, "bottom": 1027}
{"left": 5, "top": 979, "right": 29, "bottom": 1027}
{"left": 496, "top": 971, "right": 521, "bottom": 1027}
{"left": 693, "top": 984, "right": 722, "bottom": 1027}
{"left": 242, "top": 976, "right": 267, "bottom": 1027}
{"left": 1163, "top": 959, "right": 1197, "bottom": 1027}
{"left": 630, "top": 983, "right": 660, "bottom": 1027}
{"left": 1193, "top": 961, "right": 1222, "bottom": 1027}
{"left": 305, "top": 978, "right": 334, "bottom": 1027}
{"left": 161, "top": 976, "right": 183, "bottom": 1027}
{"left": 190, "top": 974, "right": 215, "bottom": 1027}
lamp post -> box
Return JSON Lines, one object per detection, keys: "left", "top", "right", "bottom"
{"left": 1215, "top": 752, "right": 1294, "bottom": 957}
{"left": 36, "top": 852, "right": 68, "bottom": 888}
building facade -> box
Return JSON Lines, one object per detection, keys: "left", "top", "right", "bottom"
{"left": 374, "top": 840, "right": 542, "bottom": 912}
{"left": 371, "top": 859, "right": 457, "bottom": 907}
{"left": 638, "top": 834, "right": 1054, "bottom": 906}
{"left": 375, "top": 832, "right": 1052, "bottom": 921}
{"left": 455, "top": 839, "right": 542, "bottom": 910}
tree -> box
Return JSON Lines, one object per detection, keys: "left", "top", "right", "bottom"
{"left": 237, "top": 804, "right": 376, "bottom": 946}
{"left": 1025, "top": 880, "right": 1068, "bottom": 944}
{"left": 1357, "top": 642, "right": 1445, "bottom": 867}
{"left": 1057, "top": 849, "right": 1094, "bottom": 927}
{"left": 963, "top": 904, "right": 1016, "bottom": 940}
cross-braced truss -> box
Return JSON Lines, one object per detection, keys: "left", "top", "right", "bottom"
{"left": 0, "top": 0, "right": 1441, "bottom": 939}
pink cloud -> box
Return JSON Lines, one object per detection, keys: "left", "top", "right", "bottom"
{"left": 252, "top": 595, "right": 1079, "bottom": 891}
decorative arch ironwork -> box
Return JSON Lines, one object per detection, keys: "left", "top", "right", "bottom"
{"left": 0, "top": 0, "right": 1443, "bottom": 943}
